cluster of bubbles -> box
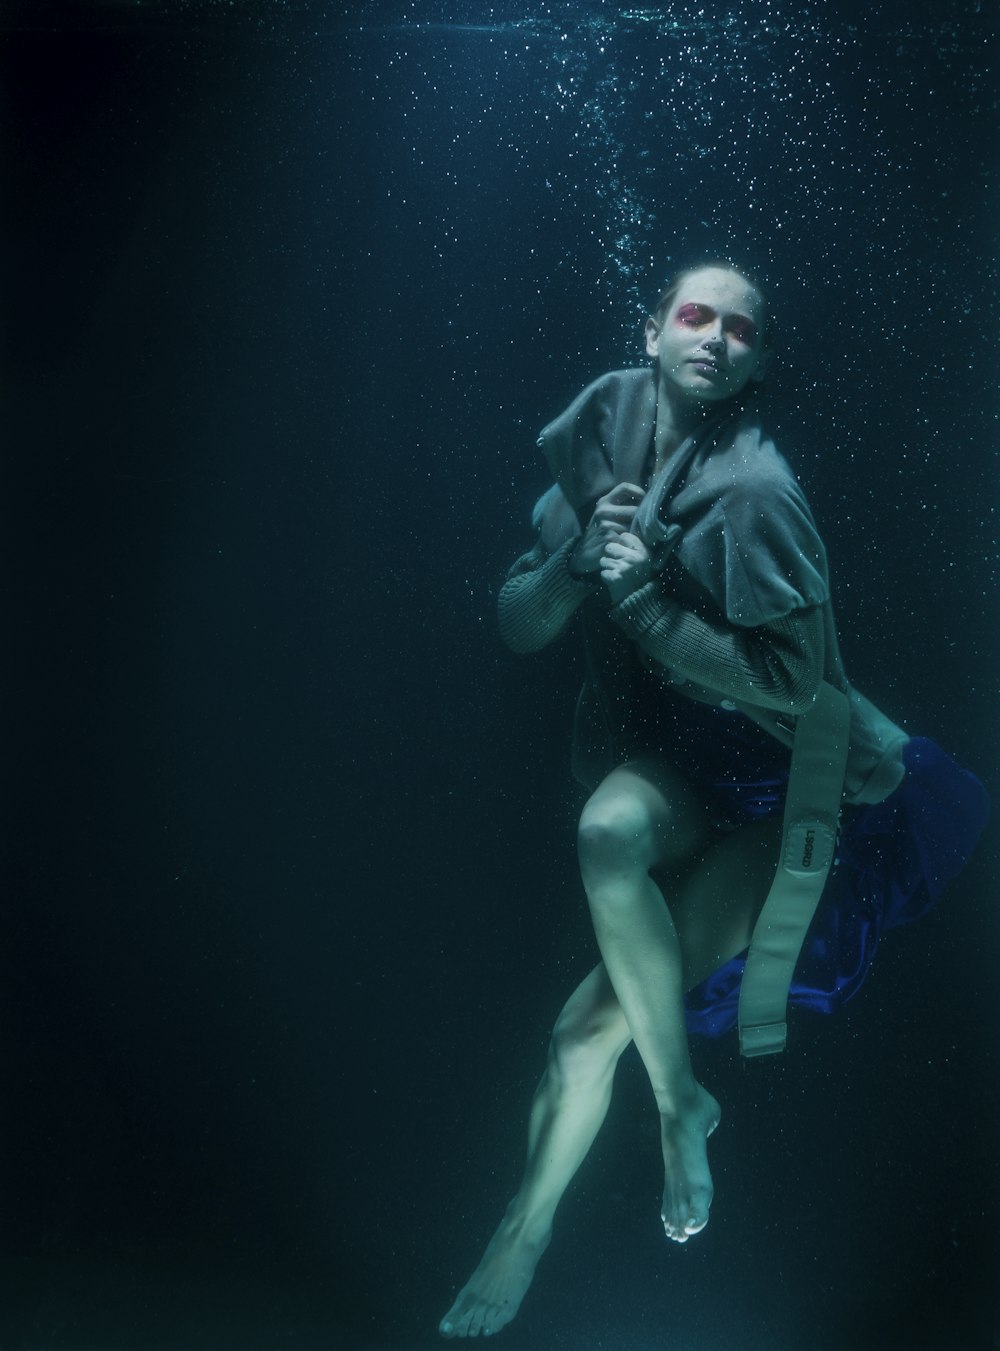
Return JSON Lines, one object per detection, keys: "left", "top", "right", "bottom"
{"left": 523, "top": 4, "right": 988, "bottom": 349}
{"left": 390, "top": 4, "right": 986, "bottom": 364}
{"left": 329, "top": 1, "right": 991, "bottom": 633}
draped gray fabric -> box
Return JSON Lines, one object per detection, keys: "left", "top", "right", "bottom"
{"left": 531, "top": 367, "right": 909, "bottom": 804}
{"left": 536, "top": 367, "right": 829, "bottom": 626}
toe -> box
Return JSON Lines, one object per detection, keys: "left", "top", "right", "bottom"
{"left": 443, "top": 1303, "right": 475, "bottom": 1338}
{"left": 483, "top": 1303, "right": 507, "bottom": 1337}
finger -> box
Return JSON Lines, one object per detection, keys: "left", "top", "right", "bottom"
{"left": 600, "top": 482, "right": 645, "bottom": 506}
{"left": 595, "top": 498, "right": 636, "bottom": 517}
{"left": 599, "top": 489, "right": 644, "bottom": 511}
{"left": 595, "top": 506, "right": 637, "bottom": 529}
{"left": 605, "top": 537, "right": 646, "bottom": 563}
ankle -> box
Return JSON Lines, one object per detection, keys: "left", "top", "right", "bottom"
{"left": 500, "top": 1201, "right": 553, "bottom": 1247}
{"left": 654, "top": 1078, "right": 701, "bottom": 1121}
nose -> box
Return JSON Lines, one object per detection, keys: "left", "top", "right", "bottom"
{"left": 701, "top": 323, "right": 725, "bottom": 353}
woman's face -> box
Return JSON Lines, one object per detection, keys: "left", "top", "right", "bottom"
{"left": 645, "top": 267, "right": 769, "bottom": 408}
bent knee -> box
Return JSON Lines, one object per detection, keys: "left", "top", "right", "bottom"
{"left": 577, "top": 797, "right": 657, "bottom": 879}
{"left": 548, "top": 1007, "right": 627, "bottom": 1088}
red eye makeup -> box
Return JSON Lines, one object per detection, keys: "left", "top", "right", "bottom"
{"left": 675, "top": 303, "right": 713, "bottom": 327}
{"left": 673, "top": 302, "right": 758, "bottom": 347}
{"left": 726, "top": 315, "right": 758, "bottom": 347}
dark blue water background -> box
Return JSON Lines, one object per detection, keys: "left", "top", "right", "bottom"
{"left": 4, "top": 1, "right": 997, "bottom": 1347}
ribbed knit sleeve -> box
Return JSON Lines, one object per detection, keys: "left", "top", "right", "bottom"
{"left": 497, "top": 539, "right": 601, "bottom": 654}
{"left": 612, "top": 582, "right": 824, "bottom": 713}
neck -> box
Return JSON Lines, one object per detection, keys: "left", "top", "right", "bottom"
{"left": 652, "top": 380, "right": 711, "bottom": 474}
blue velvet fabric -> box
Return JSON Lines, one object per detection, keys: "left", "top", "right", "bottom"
{"left": 683, "top": 736, "right": 990, "bottom": 1037}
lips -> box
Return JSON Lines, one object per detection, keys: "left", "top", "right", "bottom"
{"left": 688, "top": 358, "right": 720, "bottom": 375}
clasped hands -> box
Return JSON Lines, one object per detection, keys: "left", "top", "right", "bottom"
{"left": 569, "top": 482, "right": 681, "bottom": 605}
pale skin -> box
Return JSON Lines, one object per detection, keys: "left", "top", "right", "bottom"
{"left": 441, "top": 269, "right": 773, "bottom": 1338}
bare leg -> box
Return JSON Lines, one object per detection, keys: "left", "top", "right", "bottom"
{"left": 671, "top": 814, "right": 783, "bottom": 990}
{"left": 440, "top": 787, "right": 781, "bottom": 1334}
{"left": 440, "top": 966, "right": 630, "bottom": 1338}
{"left": 577, "top": 758, "right": 722, "bottom": 1242}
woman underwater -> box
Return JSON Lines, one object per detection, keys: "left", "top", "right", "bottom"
{"left": 439, "top": 264, "right": 988, "bottom": 1339}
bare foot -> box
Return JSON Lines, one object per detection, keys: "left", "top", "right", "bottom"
{"left": 439, "top": 1216, "right": 550, "bottom": 1338}
{"left": 659, "top": 1081, "right": 721, "bottom": 1243}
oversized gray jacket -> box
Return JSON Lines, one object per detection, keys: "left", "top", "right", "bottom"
{"left": 498, "top": 368, "right": 908, "bottom": 805}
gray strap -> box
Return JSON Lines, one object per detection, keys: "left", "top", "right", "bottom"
{"left": 738, "top": 681, "right": 851, "bottom": 1057}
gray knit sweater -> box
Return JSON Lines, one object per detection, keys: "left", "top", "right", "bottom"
{"left": 499, "top": 370, "right": 908, "bottom": 805}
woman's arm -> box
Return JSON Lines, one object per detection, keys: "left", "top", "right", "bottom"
{"left": 611, "top": 581, "right": 824, "bottom": 714}
{"left": 498, "top": 484, "right": 647, "bottom": 654}
{"left": 497, "top": 539, "right": 600, "bottom": 653}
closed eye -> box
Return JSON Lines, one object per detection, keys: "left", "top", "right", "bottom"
{"left": 675, "top": 303, "right": 713, "bottom": 328}
{"left": 726, "top": 316, "right": 758, "bottom": 346}
{"left": 674, "top": 302, "right": 758, "bottom": 347}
